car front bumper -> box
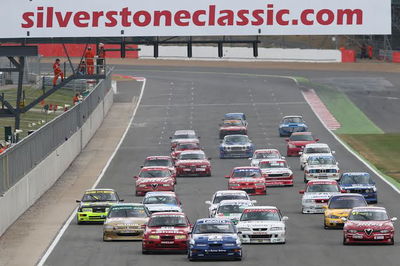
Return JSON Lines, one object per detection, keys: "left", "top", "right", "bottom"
{"left": 240, "top": 232, "right": 285, "bottom": 244}
{"left": 189, "top": 246, "right": 242, "bottom": 260}
{"left": 77, "top": 211, "right": 107, "bottom": 222}
{"left": 103, "top": 229, "right": 145, "bottom": 241}
{"left": 220, "top": 149, "right": 253, "bottom": 158}
{"left": 136, "top": 185, "right": 174, "bottom": 196}
{"left": 344, "top": 232, "right": 393, "bottom": 244}
{"left": 176, "top": 167, "right": 211, "bottom": 176}
{"left": 305, "top": 173, "right": 340, "bottom": 181}
{"left": 143, "top": 239, "right": 188, "bottom": 251}
{"left": 229, "top": 185, "right": 266, "bottom": 195}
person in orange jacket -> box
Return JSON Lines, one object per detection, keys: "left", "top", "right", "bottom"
{"left": 52, "top": 58, "right": 64, "bottom": 86}
{"left": 85, "top": 47, "right": 95, "bottom": 75}
{"left": 367, "top": 45, "right": 373, "bottom": 59}
{"left": 97, "top": 43, "right": 106, "bottom": 73}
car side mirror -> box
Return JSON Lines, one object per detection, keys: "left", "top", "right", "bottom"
{"left": 134, "top": 176, "right": 138, "bottom": 179}
{"left": 298, "top": 152, "right": 303, "bottom": 155}
{"left": 169, "top": 137, "right": 172, "bottom": 139}
{"left": 76, "top": 200, "right": 81, "bottom": 203}
{"left": 315, "top": 138, "right": 320, "bottom": 142}
{"left": 248, "top": 158, "right": 252, "bottom": 160}
{"left": 237, "top": 231, "right": 242, "bottom": 235}
{"left": 251, "top": 200, "right": 257, "bottom": 204}
{"left": 282, "top": 216, "right": 289, "bottom": 221}
{"left": 299, "top": 190, "right": 305, "bottom": 194}
{"left": 332, "top": 151, "right": 336, "bottom": 154}
{"left": 140, "top": 165, "right": 144, "bottom": 168}
{"left": 208, "top": 157, "right": 212, "bottom": 160}
{"left": 224, "top": 175, "right": 230, "bottom": 179}
{"left": 341, "top": 189, "right": 347, "bottom": 193}
{"left": 390, "top": 217, "right": 398, "bottom": 222}
{"left": 336, "top": 162, "right": 339, "bottom": 166}
{"left": 120, "top": 199, "right": 125, "bottom": 202}
{"left": 205, "top": 201, "right": 212, "bottom": 205}
{"left": 285, "top": 138, "right": 289, "bottom": 142}
{"left": 322, "top": 205, "right": 328, "bottom": 209}
{"left": 341, "top": 217, "right": 347, "bottom": 222}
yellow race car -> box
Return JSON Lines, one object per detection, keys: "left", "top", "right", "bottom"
{"left": 76, "top": 189, "right": 123, "bottom": 224}
{"left": 324, "top": 194, "right": 367, "bottom": 229}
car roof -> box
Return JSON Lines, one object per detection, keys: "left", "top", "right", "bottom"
{"left": 84, "top": 188, "right": 115, "bottom": 193}
{"left": 111, "top": 203, "right": 144, "bottom": 207}
{"left": 180, "top": 150, "right": 205, "bottom": 155}
{"left": 308, "top": 154, "right": 335, "bottom": 159}
{"left": 144, "top": 191, "right": 177, "bottom": 197}
{"left": 225, "top": 112, "right": 244, "bottom": 116}
{"left": 341, "top": 172, "right": 370, "bottom": 176}
{"left": 307, "top": 179, "right": 338, "bottom": 185}
{"left": 215, "top": 190, "right": 248, "bottom": 196}
{"left": 146, "top": 204, "right": 182, "bottom": 210}
{"left": 218, "top": 199, "right": 253, "bottom": 206}
{"left": 224, "top": 134, "right": 248, "bottom": 138}
{"left": 145, "top": 156, "right": 172, "bottom": 160}
{"left": 259, "top": 159, "right": 286, "bottom": 163}
{"left": 331, "top": 193, "right": 365, "bottom": 199}
{"left": 351, "top": 206, "right": 387, "bottom": 211}
{"left": 174, "top": 130, "right": 196, "bottom": 135}
{"left": 233, "top": 166, "right": 260, "bottom": 170}
{"left": 304, "top": 143, "right": 329, "bottom": 148}
{"left": 243, "top": 206, "right": 278, "bottom": 211}
{"left": 176, "top": 139, "right": 200, "bottom": 144}
{"left": 254, "top": 149, "right": 280, "bottom": 153}
{"left": 151, "top": 212, "right": 186, "bottom": 217}
{"left": 141, "top": 166, "right": 170, "bottom": 171}
{"left": 282, "top": 115, "right": 302, "bottom": 119}
{"left": 291, "top": 132, "right": 312, "bottom": 136}
{"left": 196, "top": 218, "right": 232, "bottom": 224}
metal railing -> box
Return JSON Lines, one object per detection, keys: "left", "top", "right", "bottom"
{"left": 0, "top": 69, "right": 112, "bottom": 194}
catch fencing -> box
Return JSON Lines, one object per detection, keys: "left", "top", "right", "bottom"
{"left": 0, "top": 70, "right": 112, "bottom": 194}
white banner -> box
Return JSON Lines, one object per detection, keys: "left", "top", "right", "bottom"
{"left": 0, "top": 0, "right": 391, "bottom": 38}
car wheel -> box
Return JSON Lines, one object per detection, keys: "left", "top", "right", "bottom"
{"left": 207, "top": 172, "right": 211, "bottom": 177}
{"left": 142, "top": 249, "right": 150, "bottom": 254}
{"left": 304, "top": 176, "right": 307, "bottom": 183}
{"left": 343, "top": 237, "right": 348, "bottom": 245}
{"left": 389, "top": 237, "right": 395, "bottom": 245}
{"left": 135, "top": 191, "right": 140, "bottom": 196}
{"left": 324, "top": 221, "right": 329, "bottom": 230}
{"left": 234, "top": 257, "right": 242, "bottom": 261}
{"left": 103, "top": 234, "right": 109, "bottom": 242}
{"left": 77, "top": 217, "right": 83, "bottom": 225}
{"left": 300, "top": 165, "right": 304, "bottom": 170}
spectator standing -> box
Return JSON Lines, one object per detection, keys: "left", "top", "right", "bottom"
{"left": 85, "top": 47, "right": 95, "bottom": 74}
{"left": 73, "top": 93, "right": 80, "bottom": 105}
{"left": 52, "top": 59, "right": 64, "bottom": 87}
{"left": 78, "top": 60, "right": 86, "bottom": 75}
{"left": 97, "top": 43, "right": 106, "bottom": 73}
{"left": 360, "top": 43, "right": 367, "bottom": 59}
{"left": 367, "top": 45, "right": 373, "bottom": 59}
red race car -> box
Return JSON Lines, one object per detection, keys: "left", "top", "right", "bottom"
{"left": 142, "top": 156, "right": 176, "bottom": 182}
{"left": 142, "top": 212, "right": 191, "bottom": 253}
{"left": 134, "top": 167, "right": 175, "bottom": 196}
{"left": 343, "top": 207, "right": 396, "bottom": 245}
{"left": 175, "top": 150, "right": 211, "bottom": 177}
{"left": 170, "top": 140, "right": 201, "bottom": 161}
{"left": 286, "top": 132, "right": 319, "bottom": 157}
{"left": 225, "top": 167, "right": 266, "bottom": 195}
{"left": 219, "top": 120, "right": 247, "bottom": 139}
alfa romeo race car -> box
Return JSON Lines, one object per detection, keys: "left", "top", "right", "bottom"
{"left": 299, "top": 143, "right": 334, "bottom": 170}
{"left": 226, "top": 167, "right": 266, "bottom": 195}
{"left": 103, "top": 203, "right": 149, "bottom": 241}
{"left": 249, "top": 149, "right": 283, "bottom": 167}
{"left": 142, "top": 212, "right": 191, "bottom": 253}
{"left": 170, "top": 140, "right": 201, "bottom": 160}
{"left": 188, "top": 218, "right": 242, "bottom": 261}
{"left": 236, "top": 206, "right": 288, "bottom": 244}
{"left": 219, "top": 120, "right": 247, "bottom": 139}
{"left": 278, "top": 115, "right": 308, "bottom": 137}
{"left": 213, "top": 199, "right": 254, "bottom": 224}
{"left": 205, "top": 190, "right": 251, "bottom": 218}
{"left": 76, "top": 189, "right": 122, "bottom": 224}
{"left": 324, "top": 194, "right": 368, "bottom": 229}
{"left": 220, "top": 135, "right": 254, "bottom": 159}
{"left": 259, "top": 159, "right": 293, "bottom": 186}
{"left": 304, "top": 155, "right": 340, "bottom": 182}
{"left": 339, "top": 172, "right": 378, "bottom": 203}
{"left": 170, "top": 130, "right": 198, "bottom": 151}
{"left": 142, "top": 156, "right": 176, "bottom": 179}
{"left": 286, "top": 132, "right": 319, "bottom": 157}
{"left": 343, "top": 207, "right": 396, "bottom": 245}
{"left": 299, "top": 179, "right": 341, "bottom": 214}
{"left": 175, "top": 150, "right": 211, "bottom": 177}
{"left": 134, "top": 167, "right": 175, "bottom": 196}
{"left": 223, "top": 113, "right": 247, "bottom": 126}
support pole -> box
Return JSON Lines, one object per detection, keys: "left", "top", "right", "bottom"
{"left": 15, "top": 56, "right": 25, "bottom": 139}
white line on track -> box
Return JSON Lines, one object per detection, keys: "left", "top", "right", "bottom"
{"left": 140, "top": 102, "right": 306, "bottom": 107}
{"left": 37, "top": 78, "right": 147, "bottom": 266}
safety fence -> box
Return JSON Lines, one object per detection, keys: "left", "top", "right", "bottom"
{"left": 0, "top": 69, "right": 112, "bottom": 194}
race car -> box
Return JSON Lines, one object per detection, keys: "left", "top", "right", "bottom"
{"left": 103, "top": 203, "right": 149, "bottom": 241}
{"left": 205, "top": 190, "right": 251, "bottom": 218}
{"left": 259, "top": 159, "right": 293, "bottom": 186}
{"left": 219, "top": 120, "right": 247, "bottom": 139}
{"left": 226, "top": 167, "right": 266, "bottom": 195}
{"left": 249, "top": 149, "right": 283, "bottom": 167}
{"left": 223, "top": 113, "right": 247, "bottom": 126}
{"left": 304, "top": 155, "right": 340, "bottom": 183}
{"left": 343, "top": 207, "right": 396, "bottom": 245}
{"left": 142, "top": 156, "right": 176, "bottom": 182}
{"left": 142, "top": 212, "right": 191, "bottom": 253}
{"left": 323, "top": 194, "right": 368, "bottom": 229}
{"left": 278, "top": 115, "right": 308, "bottom": 137}
{"left": 220, "top": 135, "right": 254, "bottom": 159}
{"left": 236, "top": 206, "right": 288, "bottom": 244}
{"left": 76, "top": 189, "right": 122, "bottom": 224}
{"left": 170, "top": 140, "right": 201, "bottom": 161}
{"left": 339, "top": 172, "right": 378, "bottom": 203}
{"left": 170, "top": 130, "right": 198, "bottom": 151}
{"left": 142, "top": 191, "right": 182, "bottom": 208}
{"left": 299, "top": 179, "right": 342, "bottom": 214}
{"left": 188, "top": 218, "right": 242, "bottom": 261}
{"left": 134, "top": 167, "right": 175, "bottom": 196}
{"left": 286, "top": 132, "right": 319, "bottom": 157}
{"left": 213, "top": 199, "right": 254, "bottom": 224}
{"left": 299, "top": 143, "right": 335, "bottom": 170}
{"left": 145, "top": 204, "right": 183, "bottom": 215}
{"left": 175, "top": 150, "right": 211, "bottom": 177}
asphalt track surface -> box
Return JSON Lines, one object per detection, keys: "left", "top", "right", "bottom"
{"left": 44, "top": 67, "right": 400, "bottom": 266}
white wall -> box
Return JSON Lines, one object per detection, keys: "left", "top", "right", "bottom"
{"left": 0, "top": 89, "right": 114, "bottom": 236}
{"left": 139, "top": 45, "right": 341, "bottom": 62}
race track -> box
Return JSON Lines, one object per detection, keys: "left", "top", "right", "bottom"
{"left": 43, "top": 67, "right": 400, "bottom": 266}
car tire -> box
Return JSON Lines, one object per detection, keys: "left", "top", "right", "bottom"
{"left": 142, "top": 249, "right": 150, "bottom": 254}
{"left": 343, "top": 237, "right": 348, "bottom": 245}
{"left": 389, "top": 237, "right": 395, "bottom": 245}
{"left": 300, "top": 165, "right": 304, "bottom": 170}
{"left": 103, "top": 234, "right": 109, "bottom": 242}
{"left": 77, "top": 217, "right": 83, "bottom": 225}
{"left": 234, "top": 257, "right": 242, "bottom": 261}
{"left": 324, "top": 222, "right": 329, "bottom": 230}
{"left": 304, "top": 176, "right": 307, "bottom": 183}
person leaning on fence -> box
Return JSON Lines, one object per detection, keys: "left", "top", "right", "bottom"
{"left": 78, "top": 60, "right": 86, "bottom": 75}
{"left": 52, "top": 59, "right": 64, "bottom": 87}
{"left": 73, "top": 93, "right": 80, "bottom": 105}
{"left": 97, "top": 43, "right": 106, "bottom": 74}
{"left": 85, "top": 47, "right": 95, "bottom": 75}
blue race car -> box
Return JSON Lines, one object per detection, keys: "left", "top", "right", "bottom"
{"left": 188, "top": 218, "right": 242, "bottom": 261}
{"left": 223, "top": 113, "right": 247, "bottom": 126}
{"left": 220, "top": 135, "right": 254, "bottom": 159}
{"left": 278, "top": 115, "right": 308, "bottom": 137}
{"left": 339, "top": 172, "right": 378, "bottom": 203}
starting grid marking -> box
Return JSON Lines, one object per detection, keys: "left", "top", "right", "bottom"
{"left": 302, "top": 89, "right": 341, "bottom": 130}
{"left": 140, "top": 101, "right": 307, "bottom": 108}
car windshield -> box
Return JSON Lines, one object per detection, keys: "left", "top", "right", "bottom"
{"left": 329, "top": 196, "right": 367, "bottom": 209}
{"left": 232, "top": 169, "right": 262, "bottom": 178}
{"left": 225, "top": 114, "right": 244, "bottom": 120}
{"left": 306, "top": 184, "right": 339, "bottom": 192}
{"left": 194, "top": 223, "right": 235, "bottom": 234}
{"left": 305, "top": 147, "right": 330, "bottom": 154}
{"left": 139, "top": 170, "right": 170, "bottom": 178}
{"left": 283, "top": 117, "right": 302, "bottom": 123}
{"left": 179, "top": 153, "right": 205, "bottom": 160}
{"left": 108, "top": 206, "right": 147, "bottom": 218}
{"left": 82, "top": 191, "right": 118, "bottom": 202}
{"left": 148, "top": 215, "right": 188, "bottom": 227}
{"left": 240, "top": 210, "right": 281, "bottom": 221}
{"left": 254, "top": 152, "right": 280, "bottom": 159}
{"left": 144, "top": 159, "right": 171, "bottom": 167}
{"left": 213, "top": 194, "right": 248, "bottom": 204}
{"left": 174, "top": 134, "right": 196, "bottom": 139}
{"left": 348, "top": 210, "right": 389, "bottom": 221}
{"left": 223, "top": 120, "right": 243, "bottom": 126}
{"left": 259, "top": 161, "right": 287, "bottom": 169}
{"left": 341, "top": 174, "right": 373, "bottom": 185}
{"left": 176, "top": 143, "right": 199, "bottom": 150}
{"left": 308, "top": 156, "right": 336, "bottom": 165}
{"left": 217, "top": 204, "right": 251, "bottom": 214}
{"left": 225, "top": 135, "right": 249, "bottom": 144}
{"left": 290, "top": 134, "right": 313, "bottom": 141}
{"left": 143, "top": 196, "right": 178, "bottom": 205}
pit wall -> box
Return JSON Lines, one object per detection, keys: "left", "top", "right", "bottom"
{"left": 0, "top": 88, "right": 113, "bottom": 236}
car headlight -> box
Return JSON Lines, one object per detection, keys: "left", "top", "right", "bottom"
{"left": 304, "top": 199, "right": 314, "bottom": 204}
{"left": 148, "top": 235, "right": 160, "bottom": 240}
{"left": 138, "top": 184, "right": 146, "bottom": 188}
{"left": 347, "top": 229, "right": 357, "bottom": 233}
{"left": 236, "top": 238, "right": 241, "bottom": 245}
{"left": 255, "top": 183, "right": 265, "bottom": 186}
{"left": 175, "top": 235, "right": 187, "bottom": 239}
{"left": 288, "top": 144, "right": 296, "bottom": 148}
{"left": 282, "top": 173, "right": 290, "bottom": 177}
{"left": 380, "top": 229, "right": 390, "bottom": 233}
{"left": 373, "top": 187, "right": 377, "bottom": 192}
{"left": 80, "top": 208, "right": 92, "bottom": 212}
{"left": 189, "top": 239, "right": 195, "bottom": 245}
{"left": 270, "top": 227, "right": 284, "bottom": 231}
{"left": 200, "top": 165, "right": 208, "bottom": 168}
{"left": 162, "top": 184, "right": 171, "bottom": 187}
{"left": 237, "top": 227, "right": 250, "bottom": 232}
{"left": 230, "top": 183, "right": 241, "bottom": 187}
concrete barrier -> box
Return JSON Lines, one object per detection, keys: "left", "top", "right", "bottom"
{"left": 0, "top": 88, "right": 113, "bottom": 236}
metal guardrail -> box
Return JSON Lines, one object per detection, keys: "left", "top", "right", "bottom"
{"left": 0, "top": 69, "right": 112, "bottom": 194}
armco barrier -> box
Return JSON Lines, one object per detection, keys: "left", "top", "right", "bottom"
{"left": 0, "top": 73, "right": 114, "bottom": 236}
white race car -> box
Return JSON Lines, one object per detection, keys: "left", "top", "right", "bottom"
{"left": 236, "top": 206, "right": 288, "bottom": 244}
{"left": 249, "top": 149, "right": 283, "bottom": 166}
{"left": 213, "top": 199, "right": 255, "bottom": 224}
{"left": 145, "top": 204, "right": 183, "bottom": 215}
{"left": 299, "top": 143, "right": 335, "bottom": 170}
{"left": 303, "top": 155, "right": 340, "bottom": 183}
{"left": 259, "top": 159, "right": 293, "bottom": 186}
{"left": 205, "top": 190, "right": 251, "bottom": 218}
